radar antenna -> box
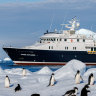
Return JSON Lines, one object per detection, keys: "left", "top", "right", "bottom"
{"left": 61, "top": 17, "right": 80, "bottom": 31}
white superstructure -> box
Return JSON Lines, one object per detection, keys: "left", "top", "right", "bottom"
{"left": 24, "top": 17, "right": 96, "bottom": 52}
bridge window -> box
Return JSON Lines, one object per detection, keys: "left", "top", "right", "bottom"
{"left": 77, "top": 39, "right": 79, "bottom": 42}
{"left": 64, "top": 39, "right": 67, "bottom": 41}
{"left": 83, "top": 39, "right": 85, "bottom": 42}
{"left": 60, "top": 38, "right": 62, "bottom": 41}
{"left": 94, "top": 48, "right": 96, "bottom": 51}
{"left": 91, "top": 48, "right": 93, "bottom": 51}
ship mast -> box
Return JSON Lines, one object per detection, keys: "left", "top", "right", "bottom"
{"left": 61, "top": 17, "right": 80, "bottom": 31}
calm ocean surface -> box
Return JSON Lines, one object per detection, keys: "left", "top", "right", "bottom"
{"left": 0, "top": 62, "right": 96, "bottom": 72}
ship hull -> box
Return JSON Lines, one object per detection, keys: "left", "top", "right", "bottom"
{"left": 3, "top": 47, "right": 96, "bottom": 66}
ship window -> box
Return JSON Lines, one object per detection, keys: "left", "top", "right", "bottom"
{"left": 49, "top": 46, "right": 50, "bottom": 49}
{"left": 54, "top": 38, "right": 56, "bottom": 41}
{"left": 73, "top": 47, "right": 76, "bottom": 50}
{"left": 60, "top": 38, "right": 62, "bottom": 41}
{"left": 83, "top": 39, "right": 85, "bottom": 42}
{"left": 51, "top": 38, "right": 53, "bottom": 41}
{"left": 77, "top": 39, "right": 79, "bottom": 42}
{"left": 94, "top": 48, "right": 96, "bottom": 51}
{"left": 51, "top": 46, "right": 53, "bottom": 49}
{"left": 65, "top": 47, "right": 68, "bottom": 50}
{"left": 57, "top": 39, "right": 58, "bottom": 41}
{"left": 91, "top": 48, "right": 93, "bottom": 51}
{"left": 64, "top": 39, "right": 67, "bottom": 41}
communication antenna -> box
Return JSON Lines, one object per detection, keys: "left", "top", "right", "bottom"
{"left": 61, "top": 15, "right": 67, "bottom": 30}
{"left": 49, "top": 14, "right": 54, "bottom": 32}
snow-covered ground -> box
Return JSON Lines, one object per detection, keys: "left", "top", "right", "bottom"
{"left": 0, "top": 59, "right": 96, "bottom": 96}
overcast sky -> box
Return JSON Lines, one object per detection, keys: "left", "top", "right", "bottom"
{"left": 0, "top": 0, "right": 96, "bottom": 59}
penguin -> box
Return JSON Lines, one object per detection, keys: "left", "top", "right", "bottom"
{"left": 14, "top": 84, "right": 21, "bottom": 92}
{"left": 75, "top": 70, "right": 83, "bottom": 84}
{"left": 22, "top": 68, "right": 26, "bottom": 76}
{"left": 63, "top": 87, "right": 78, "bottom": 96}
{"left": 48, "top": 73, "right": 56, "bottom": 86}
{"left": 81, "top": 84, "right": 90, "bottom": 96}
{"left": 5, "top": 75, "right": 10, "bottom": 88}
{"left": 88, "top": 73, "right": 95, "bottom": 85}
{"left": 31, "top": 94, "right": 40, "bottom": 96}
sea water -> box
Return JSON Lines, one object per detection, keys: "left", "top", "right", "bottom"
{"left": 0, "top": 62, "right": 63, "bottom": 72}
{"left": 0, "top": 62, "right": 95, "bottom": 72}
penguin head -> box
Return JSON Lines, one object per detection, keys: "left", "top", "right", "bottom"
{"left": 6, "top": 75, "right": 8, "bottom": 78}
{"left": 23, "top": 68, "right": 25, "bottom": 70}
{"left": 52, "top": 73, "right": 54, "bottom": 76}
{"left": 74, "top": 87, "right": 78, "bottom": 94}
{"left": 77, "top": 70, "right": 80, "bottom": 73}
{"left": 74, "top": 87, "right": 78, "bottom": 91}
{"left": 90, "top": 73, "right": 93, "bottom": 77}
{"left": 84, "top": 84, "right": 89, "bottom": 89}
{"left": 18, "top": 84, "right": 20, "bottom": 87}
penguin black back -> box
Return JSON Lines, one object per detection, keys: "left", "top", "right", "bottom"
{"left": 31, "top": 94, "right": 40, "bottom": 96}
{"left": 63, "top": 87, "right": 78, "bottom": 96}
{"left": 81, "top": 84, "right": 90, "bottom": 96}
{"left": 15, "top": 84, "right": 21, "bottom": 92}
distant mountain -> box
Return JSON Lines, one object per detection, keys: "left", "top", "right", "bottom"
{"left": 76, "top": 28, "right": 96, "bottom": 40}
{"left": 3, "top": 57, "right": 13, "bottom": 63}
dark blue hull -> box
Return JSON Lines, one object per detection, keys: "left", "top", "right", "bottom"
{"left": 3, "top": 47, "right": 96, "bottom": 65}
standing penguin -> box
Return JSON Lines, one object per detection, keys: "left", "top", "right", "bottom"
{"left": 88, "top": 73, "right": 95, "bottom": 85}
{"left": 48, "top": 73, "right": 56, "bottom": 86}
{"left": 81, "top": 84, "right": 90, "bottom": 96}
{"left": 75, "top": 70, "right": 83, "bottom": 84}
{"left": 63, "top": 87, "right": 78, "bottom": 96}
{"left": 22, "top": 68, "right": 26, "bottom": 76}
{"left": 5, "top": 75, "right": 10, "bottom": 88}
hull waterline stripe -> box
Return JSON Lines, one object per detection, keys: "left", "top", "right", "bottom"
{"left": 14, "top": 61, "right": 96, "bottom": 66}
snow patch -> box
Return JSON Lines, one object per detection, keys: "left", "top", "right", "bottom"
{"left": 5, "top": 68, "right": 32, "bottom": 75}
{"left": 36, "top": 66, "right": 52, "bottom": 74}
{"left": 55, "top": 59, "right": 86, "bottom": 79}
{"left": 0, "top": 67, "right": 5, "bottom": 75}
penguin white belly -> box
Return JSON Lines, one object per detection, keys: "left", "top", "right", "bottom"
{"left": 50, "top": 77, "right": 55, "bottom": 86}
{"left": 22, "top": 70, "right": 26, "bottom": 76}
{"left": 90, "top": 77, "right": 94, "bottom": 85}
{"left": 5, "top": 78, "right": 10, "bottom": 88}
{"left": 75, "top": 74, "right": 80, "bottom": 84}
